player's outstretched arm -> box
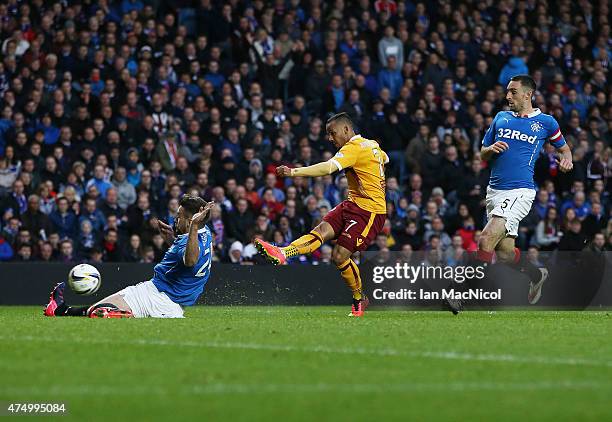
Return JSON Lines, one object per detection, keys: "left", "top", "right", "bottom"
{"left": 555, "top": 144, "right": 573, "bottom": 173}
{"left": 480, "top": 141, "right": 509, "bottom": 161}
{"left": 276, "top": 160, "right": 340, "bottom": 178}
{"left": 184, "top": 203, "right": 214, "bottom": 267}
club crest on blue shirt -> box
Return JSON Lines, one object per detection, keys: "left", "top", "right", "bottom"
{"left": 530, "top": 121, "right": 544, "bottom": 132}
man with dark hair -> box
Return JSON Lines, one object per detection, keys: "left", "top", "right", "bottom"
{"left": 447, "top": 74, "right": 573, "bottom": 313}
{"left": 44, "top": 194, "right": 215, "bottom": 318}
{"left": 508, "top": 74, "right": 537, "bottom": 93}
{"left": 49, "top": 196, "right": 77, "bottom": 239}
{"left": 102, "top": 228, "right": 122, "bottom": 262}
{"left": 254, "top": 112, "right": 389, "bottom": 317}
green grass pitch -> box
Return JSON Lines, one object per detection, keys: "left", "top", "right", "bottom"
{"left": 1, "top": 307, "right": 611, "bottom": 421}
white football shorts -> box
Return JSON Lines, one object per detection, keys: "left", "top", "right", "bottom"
{"left": 118, "top": 280, "right": 184, "bottom": 318}
{"left": 485, "top": 186, "right": 536, "bottom": 237}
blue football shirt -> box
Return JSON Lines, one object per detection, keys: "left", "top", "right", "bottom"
{"left": 152, "top": 226, "right": 212, "bottom": 306}
{"left": 482, "top": 109, "right": 566, "bottom": 190}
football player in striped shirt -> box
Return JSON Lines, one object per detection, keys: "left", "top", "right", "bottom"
{"left": 255, "top": 113, "right": 388, "bottom": 317}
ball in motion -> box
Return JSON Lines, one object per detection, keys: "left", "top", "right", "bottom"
{"left": 68, "top": 264, "right": 101, "bottom": 295}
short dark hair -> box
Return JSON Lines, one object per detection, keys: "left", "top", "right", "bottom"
{"left": 510, "top": 74, "right": 537, "bottom": 93}
{"left": 179, "top": 194, "right": 207, "bottom": 217}
{"left": 326, "top": 112, "right": 354, "bottom": 129}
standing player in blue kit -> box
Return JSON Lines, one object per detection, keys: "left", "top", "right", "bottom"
{"left": 447, "top": 75, "right": 573, "bottom": 314}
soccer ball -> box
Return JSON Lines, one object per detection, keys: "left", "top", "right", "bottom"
{"left": 68, "top": 264, "right": 102, "bottom": 295}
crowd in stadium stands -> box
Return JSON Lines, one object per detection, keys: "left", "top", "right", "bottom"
{"left": 0, "top": 0, "right": 610, "bottom": 265}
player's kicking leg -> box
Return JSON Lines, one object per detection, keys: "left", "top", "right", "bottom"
{"left": 254, "top": 222, "right": 335, "bottom": 265}
{"left": 43, "top": 282, "right": 134, "bottom": 318}
{"left": 255, "top": 218, "right": 367, "bottom": 316}
{"left": 256, "top": 201, "right": 381, "bottom": 317}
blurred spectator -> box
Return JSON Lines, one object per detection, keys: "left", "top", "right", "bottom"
{"left": 15, "top": 243, "right": 32, "bottom": 261}
{"left": 20, "top": 194, "right": 52, "bottom": 242}
{"left": 38, "top": 241, "right": 54, "bottom": 262}
{"left": 498, "top": 55, "right": 529, "bottom": 86}
{"left": 444, "top": 235, "right": 467, "bottom": 266}
{"left": 100, "top": 188, "right": 124, "bottom": 220}
{"left": 58, "top": 239, "right": 75, "bottom": 263}
{"left": 0, "top": 156, "right": 19, "bottom": 194}
{"left": 534, "top": 207, "right": 562, "bottom": 251}
{"left": 123, "top": 234, "right": 143, "bottom": 263}
{"left": 126, "top": 194, "right": 157, "bottom": 243}
{"left": 77, "top": 219, "right": 96, "bottom": 259}
{"left": 0, "top": 0, "right": 607, "bottom": 265}
{"left": 393, "top": 220, "right": 420, "bottom": 251}
{"left": 527, "top": 246, "right": 544, "bottom": 267}
{"left": 80, "top": 197, "right": 105, "bottom": 235}
{"left": 49, "top": 196, "right": 77, "bottom": 240}
{"left": 456, "top": 217, "right": 478, "bottom": 251}
{"left": 378, "top": 55, "right": 403, "bottom": 100}
{"left": 558, "top": 219, "right": 587, "bottom": 251}
{"left": 226, "top": 198, "right": 255, "bottom": 245}
{"left": 112, "top": 167, "right": 136, "bottom": 211}
{"left": 378, "top": 26, "right": 403, "bottom": 69}
{"left": 86, "top": 165, "right": 112, "bottom": 199}
{"left": 89, "top": 247, "right": 104, "bottom": 264}
{"left": 561, "top": 191, "right": 590, "bottom": 220}
{"left": 102, "top": 229, "right": 122, "bottom": 262}
{"left": 151, "top": 234, "right": 166, "bottom": 263}
{"left": 229, "top": 241, "right": 244, "bottom": 264}
{"left": 1, "top": 180, "right": 27, "bottom": 218}
{"left": 208, "top": 204, "right": 225, "bottom": 253}
{"left": 314, "top": 244, "right": 333, "bottom": 265}
{"left": 0, "top": 234, "right": 13, "bottom": 261}
{"left": 582, "top": 202, "right": 607, "bottom": 238}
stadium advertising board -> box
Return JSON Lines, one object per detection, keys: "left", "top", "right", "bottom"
{"left": 2, "top": 254, "right": 611, "bottom": 309}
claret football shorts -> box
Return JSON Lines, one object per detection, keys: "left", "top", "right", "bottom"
{"left": 323, "top": 200, "right": 386, "bottom": 252}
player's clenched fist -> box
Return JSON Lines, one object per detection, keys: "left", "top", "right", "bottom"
{"left": 489, "top": 141, "right": 509, "bottom": 153}
{"left": 276, "top": 165, "right": 293, "bottom": 177}
{"left": 557, "top": 157, "right": 573, "bottom": 173}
